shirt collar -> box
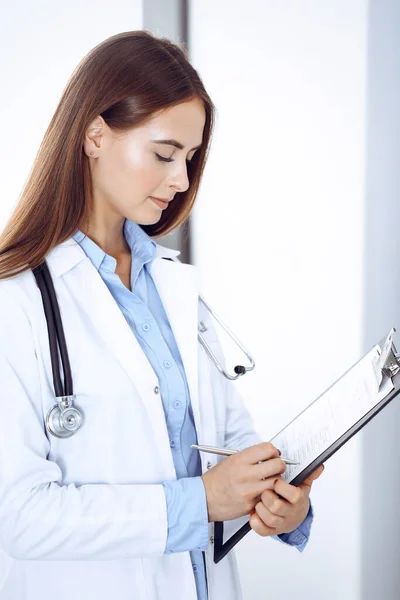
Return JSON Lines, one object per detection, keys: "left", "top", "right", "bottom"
{"left": 72, "top": 219, "right": 157, "bottom": 273}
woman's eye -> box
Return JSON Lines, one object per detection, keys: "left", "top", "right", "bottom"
{"left": 155, "top": 153, "right": 194, "bottom": 165}
{"left": 155, "top": 153, "right": 173, "bottom": 163}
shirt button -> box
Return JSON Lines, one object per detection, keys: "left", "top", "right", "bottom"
{"left": 192, "top": 564, "right": 198, "bottom": 572}
{"left": 142, "top": 323, "right": 151, "bottom": 331}
{"left": 174, "top": 401, "right": 181, "bottom": 409}
{"left": 163, "top": 360, "right": 171, "bottom": 368}
{"left": 154, "top": 386, "right": 159, "bottom": 394}
{"left": 170, "top": 440, "right": 175, "bottom": 448}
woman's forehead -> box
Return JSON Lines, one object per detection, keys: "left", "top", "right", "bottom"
{"left": 144, "top": 99, "right": 206, "bottom": 143}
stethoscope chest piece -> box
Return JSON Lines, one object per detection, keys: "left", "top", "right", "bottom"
{"left": 45, "top": 395, "right": 84, "bottom": 438}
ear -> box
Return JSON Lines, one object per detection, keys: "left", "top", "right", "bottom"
{"left": 82, "top": 115, "right": 106, "bottom": 158}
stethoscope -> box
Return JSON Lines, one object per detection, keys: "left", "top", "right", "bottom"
{"left": 32, "top": 259, "right": 255, "bottom": 439}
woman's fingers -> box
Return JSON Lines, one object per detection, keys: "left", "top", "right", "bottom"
{"left": 254, "top": 498, "right": 285, "bottom": 529}
{"left": 253, "top": 475, "right": 281, "bottom": 497}
{"left": 250, "top": 457, "right": 287, "bottom": 498}
{"left": 273, "top": 478, "right": 303, "bottom": 504}
{"left": 239, "top": 442, "right": 281, "bottom": 465}
{"left": 249, "top": 511, "right": 276, "bottom": 537}
{"left": 253, "top": 457, "right": 287, "bottom": 481}
{"left": 300, "top": 464, "right": 325, "bottom": 488}
{"left": 260, "top": 489, "right": 292, "bottom": 517}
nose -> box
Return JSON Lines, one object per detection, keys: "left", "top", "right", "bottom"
{"left": 169, "top": 159, "right": 190, "bottom": 194}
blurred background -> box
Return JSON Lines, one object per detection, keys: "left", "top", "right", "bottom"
{"left": 1, "top": 1, "right": 399, "bottom": 598}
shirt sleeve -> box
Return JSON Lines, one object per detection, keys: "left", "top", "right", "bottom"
{"left": 162, "top": 476, "right": 209, "bottom": 554}
{"left": 274, "top": 500, "right": 314, "bottom": 552}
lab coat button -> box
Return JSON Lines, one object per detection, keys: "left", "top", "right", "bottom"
{"left": 154, "top": 386, "right": 159, "bottom": 394}
{"left": 192, "top": 564, "right": 198, "bottom": 572}
{"left": 170, "top": 440, "right": 175, "bottom": 448}
{"left": 207, "top": 461, "right": 212, "bottom": 470}
{"left": 163, "top": 360, "right": 171, "bottom": 368}
{"left": 174, "top": 401, "right": 181, "bottom": 409}
{"left": 142, "top": 323, "right": 151, "bottom": 331}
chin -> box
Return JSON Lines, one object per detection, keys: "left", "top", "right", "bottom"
{"left": 125, "top": 202, "right": 164, "bottom": 226}
{"left": 134, "top": 212, "right": 162, "bottom": 226}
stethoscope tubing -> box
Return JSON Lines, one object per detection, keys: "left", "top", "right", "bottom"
{"left": 197, "top": 294, "right": 255, "bottom": 380}
{"left": 40, "top": 262, "right": 73, "bottom": 396}
{"left": 33, "top": 263, "right": 73, "bottom": 397}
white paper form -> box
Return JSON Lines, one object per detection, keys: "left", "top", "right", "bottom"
{"left": 270, "top": 345, "right": 395, "bottom": 483}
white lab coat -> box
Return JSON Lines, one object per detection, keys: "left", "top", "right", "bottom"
{"left": 0, "top": 237, "right": 263, "bottom": 600}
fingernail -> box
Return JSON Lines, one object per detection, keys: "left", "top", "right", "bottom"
{"left": 278, "top": 449, "right": 282, "bottom": 456}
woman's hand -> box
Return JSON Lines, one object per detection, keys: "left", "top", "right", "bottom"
{"left": 201, "top": 442, "right": 287, "bottom": 522}
{"left": 249, "top": 464, "right": 324, "bottom": 537}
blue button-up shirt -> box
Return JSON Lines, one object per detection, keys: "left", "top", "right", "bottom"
{"left": 73, "top": 219, "right": 313, "bottom": 599}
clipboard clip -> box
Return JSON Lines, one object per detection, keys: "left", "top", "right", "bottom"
{"left": 377, "top": 328, "right": 400, "bottom": 382}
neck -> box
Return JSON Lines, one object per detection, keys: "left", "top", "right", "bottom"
{"left": 81, "top": 216, "right": 130, "bottom": 259}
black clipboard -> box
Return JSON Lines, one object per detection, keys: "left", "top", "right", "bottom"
{"left": 213, "top": 330, "right": 400, "bottom": 564}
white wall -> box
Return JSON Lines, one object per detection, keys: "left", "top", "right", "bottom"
{"left": 0, "top": 0, "right": 143, "bottom": 229}
{"left": 189, "top": 1, "right": 394, "bottom": 599}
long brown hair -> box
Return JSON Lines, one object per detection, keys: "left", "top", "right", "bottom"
{"left": 0, "top": 30, "right": 215, "bottom": 280}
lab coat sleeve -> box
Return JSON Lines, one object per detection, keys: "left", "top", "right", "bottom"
{"left": 0, "top": 283, "right": 168, "bottom": 561}
{"left": 222, "top": 373, "right": 263, "bottom": 450}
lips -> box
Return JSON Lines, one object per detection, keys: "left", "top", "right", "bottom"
{"left": 149, "top": 197, "right": 170, "bottom": 210}
{"left": 150, "top": 196, "right": 173, "bottom": 202}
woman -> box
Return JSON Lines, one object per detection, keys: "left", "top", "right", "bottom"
{"left": 0, "top": 31, "right": 323, "bottom": 600}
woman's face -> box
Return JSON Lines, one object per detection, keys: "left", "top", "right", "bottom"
{"left": 83, "top": 97, "right": 206, "bottom": 226}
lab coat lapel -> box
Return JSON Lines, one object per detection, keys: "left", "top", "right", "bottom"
{"left": 74, "top": 259, "right": 159, "bottom": 394}
{"left": 46, "top": 240, "right": 163, "bottom": 433}
{"left": 149, "top": 255, "right": 203, "bottom": 442}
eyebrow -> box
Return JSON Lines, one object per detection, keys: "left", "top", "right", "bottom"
{"left": 150, "top": 139, "right": 202, "bottom": 152}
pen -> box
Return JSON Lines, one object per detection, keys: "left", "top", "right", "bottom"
{"left": 191, "top": 444, "right": 300, "bottom": 466}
